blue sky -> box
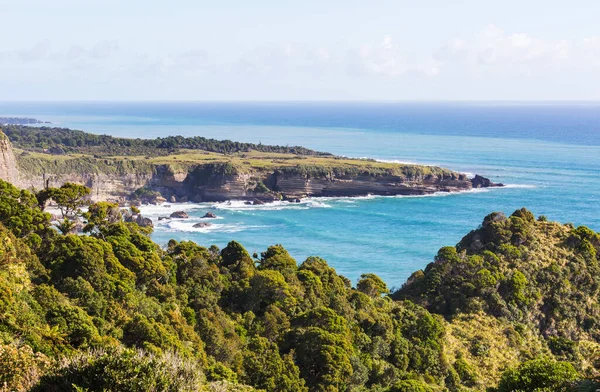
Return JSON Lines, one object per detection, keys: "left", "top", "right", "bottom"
{"left": 1, "top": 0, "right": 599, "bottom": 100}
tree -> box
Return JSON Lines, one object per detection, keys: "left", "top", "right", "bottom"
{"left": 357, "top": 273, "right": 388, "bottom": 297}
{"left": 55, "top": 218, "right": 76, "bottom": 235}
{"left": 83, "top": 202, "right": 122, "bottom": 235}
{"left": 49, "top": 183, "right": 91, "bottom": 218}
{"left": 496, "top": 358, "right": 578, "bottom": 392}
{"left": 285, "top": 326, "right": 353, "bottom": 391}
{"left": 241, "top": 337, "right": 307, "bottom": 392}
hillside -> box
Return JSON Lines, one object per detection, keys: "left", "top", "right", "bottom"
{"left": 0, "top": 178, "right": 598, "bottom": 391}
{"left": 0, "top": 125, "right": 499, "bottom": 203}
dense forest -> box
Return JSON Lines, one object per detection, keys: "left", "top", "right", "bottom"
{"left": 0, "top": 178, "right": 599, "bottom": 391}
{"left": 2, "top": 125, "right": 330, "bottom": 156}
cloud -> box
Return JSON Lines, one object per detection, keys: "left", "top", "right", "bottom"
{"left": 2, "top": 25, "right": 600, "bottom": 100}
{"left": 350, "top": 35, "right": 440, "bottom": 77}
{"left": 67, "top": 41, "right": 118, "bottom": 60}
{"left": 436, "top": 24, "right": 597, "bottom": 68}
{"left": 17, "top": 40, "right": 51, "bottom": 62}
{"left": 229, "top": 43, "right": 334, "bottom": 76}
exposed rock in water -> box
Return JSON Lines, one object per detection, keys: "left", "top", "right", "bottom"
{"left": 252, "top": 199, "right": 264, "bottom": 205}
{"left": 136, "top": 216, "right": 154, "bottom": 228}
{"left": 158, "top": 216, "right": 170, "bottom": 221}
{"left": 202, "top": 212, "right": 217, "bottom": 218}
{"left": 170, "top": 211, "right": 189, "bottom": 219}
{"left": 471, "top": 174, "right": 503, "bottom": 188}
{"left": 169, "top": 195, "right": 177, "bottom": 203}
{"left": 193, "top": 222, "right": 212, "bottom": 228}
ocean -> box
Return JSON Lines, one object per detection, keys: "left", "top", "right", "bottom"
{"left": 1, "top": 101, "right": 599, "bottom": 288}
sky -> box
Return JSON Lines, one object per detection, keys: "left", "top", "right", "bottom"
{"left": 1, "top": 0, "right": 599, "bottom": 101}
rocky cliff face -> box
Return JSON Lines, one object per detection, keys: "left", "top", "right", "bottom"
{"left": 13, "top": 159, "right": 501, "bottom": 203}
{"left": 9, "top": 138, "right": 500, "bottom": 203}
{"left": 146, "top": 165, "right": 491, "bottom": 202}
{"left": 0, "top": 131, "right": 18, "bottom": 183}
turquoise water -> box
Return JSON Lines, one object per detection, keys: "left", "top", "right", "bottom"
{"left": 1, "top": 102, "right": 599, "bottom": 288}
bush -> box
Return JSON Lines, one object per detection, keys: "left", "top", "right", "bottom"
{"left": 389, "top": 379, "right": 434, "bottom": 392}
{"left": 496, "top": 358, "right": 578, "bottom": 392}
{"left": 32, "top": 347, "right": 206, "bottom": 392}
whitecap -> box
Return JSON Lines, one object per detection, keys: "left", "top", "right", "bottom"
{"left": 211, "top": 200, "right": 330, "bottom": 211}
{"left": 139, "top": 202, "right": 207, "bottom": 217}
{"left": 159, "top": 220, "right": 266, "bottom": 233}
{"left": 374, "top": 158, "right": 441, "bottom": 167}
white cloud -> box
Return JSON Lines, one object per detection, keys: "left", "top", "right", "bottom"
{"left": 436, "top": 24, "right": 600, "bottom": 68}
{"left": 17, "top": 40, "right": 51, "bottom": 62}
{"left": 351, "top": 35, "right": 440, "bottom": 77}
{"left": 2, "top": 25, "right": 600, "bottom": 100}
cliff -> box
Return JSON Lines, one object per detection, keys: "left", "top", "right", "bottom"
{"left": 0, "top": 127, "right": 501, "bottom": 203}
{"left": 12, "top": 149, "right": 501, "bottom": 203}
{"left": 0, "top": 131, "right": 18, "bottom": 183}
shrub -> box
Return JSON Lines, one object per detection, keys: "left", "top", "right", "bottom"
{"left": 496, "top": 358, "right": 578, "bottom": 392}
{"left": 32, "top": 347, "right": 206, "bottom": 392}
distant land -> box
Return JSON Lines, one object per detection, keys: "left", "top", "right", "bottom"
{"left": 0, "top": 125, "right": 502, "bottom": 204}
{"left": 0, "top": 116, "right": 50, "bottom": 125}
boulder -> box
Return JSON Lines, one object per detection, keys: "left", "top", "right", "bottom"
{"left": 244, "top": 201, "right": 253, "bottom": 205}
{"left": 158, "top": 216, "right": 170, "bottom": 221}
{"left": 179, "top": 196, "right": 188, "bottom": 203}
{"left": 136, "top": 216, "right": 154, "bottom": 228}
{"left": 252, "top": 199, "right": 265, "bottom": 205}
{"left": 169, "top": 195, "right": 177, "bottom": 203}
{"left": 170, "top": 211, "right": 189, "bottom": 219}
{"left": 193, "top": 222, "right": 212, "bottom": 228}
{"left": 202, "top": 212, "right": 217, "bottom": 219}
{"left": 471, "top": 174, "right": 504, "bottom": 188}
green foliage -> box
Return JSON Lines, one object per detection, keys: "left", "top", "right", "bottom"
{"left": 32, "top": 347, "right": 206, "bottom": 392}
{"left": 83, "top": 202, "right": 121, "bottom": 234}
{"left": 253, "top": 181, "right": 270, "bottom": 193}
{"left": 45, "top": 183, "right": 91, "bottom": 218}
{"left": 394, "top": 208, "right": 600, "bottom": 342}
{"left": 4, "top": 124, "right": 328, "bottom": 156}
{"left": 357, "top": 273, "right": 389, "bottom": 297}
{"left": 496, "top": 358, "right": 578, "bottom": 392}
{"left": 0, "top": 179, "right": 51, "bottom": 239}
{"left": 1, "top": 183, "right": 600, "bottom": 392}
{"left": 388, "top": 379, "right": 434, "bottom": 392}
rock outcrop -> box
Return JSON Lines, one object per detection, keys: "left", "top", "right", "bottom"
{"left": 471, "top": 174, "right": 503, "bottom": 188}
{"left": 5, "top": 130, "right": 503, "bottom": 203}
{"left": 15, "top": 161, "right": 503, "bottom": 203}
{"left": 170, "top": 211, "right": 189, "bottom": 219}
{"left": 0, "top": 131, "right": 18, "bottom": 183}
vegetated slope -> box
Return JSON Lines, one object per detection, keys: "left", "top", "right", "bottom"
{"left": 395, "top": 208, "right": 600, "bottom": 389}
{"left": 2, "top": 124, "right": 330, "bottom": 156}
{"left": 0, "top": 177, "right": 596, "bottom": 391}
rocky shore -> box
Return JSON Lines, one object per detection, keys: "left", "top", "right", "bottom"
{"left": 0, "top": 129, "right": 503, "bottom": 204}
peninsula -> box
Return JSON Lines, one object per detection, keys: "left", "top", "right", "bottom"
{"left": 0, "top": 125, "right": 502, "bottom": 204}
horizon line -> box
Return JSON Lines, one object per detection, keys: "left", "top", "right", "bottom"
{"left": 1, "top": 99, "right": 600, "bottom": 104}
